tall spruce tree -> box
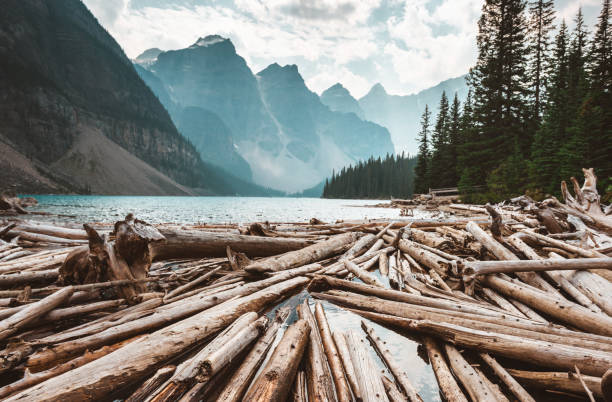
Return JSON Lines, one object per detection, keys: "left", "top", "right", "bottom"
{"left": 414, "top": 105, "right": 432, "bottom": 194}
{"left": 530, "top": 20, "right": 570, "bottom": 194}
{"left": 446, "top": 93, "right": 462, "bottom": 187}
{"left": 559, "top": 8, "right": 590, "bottom": 181}
{"left": 429, "top": 92, "right": 450, "bottom": 188}
{"left": 462, "top": 0, "right": 531, "bottom": 192}
{"left": 527, "top": 0, "right": 555, "bottom": 121}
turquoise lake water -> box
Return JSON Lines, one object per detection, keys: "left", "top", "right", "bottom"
{"left": 24, "top": 195, "right": 430, "bottom": 224}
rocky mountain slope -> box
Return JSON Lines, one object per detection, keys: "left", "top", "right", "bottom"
{"left": 320, "top": 83, "right": 365, "bottom": 119}
{"left": 136, "top": 37, "right": 394, "bottom": 192}
{"left": 358, "top": 76, "right": 469, "bottom": 155}
{"left": 0, "top": 0, "right": 268, "bottom": 195}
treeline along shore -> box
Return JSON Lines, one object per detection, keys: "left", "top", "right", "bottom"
{"left": 0, "top": 168, "right": 611, "bottom": 400}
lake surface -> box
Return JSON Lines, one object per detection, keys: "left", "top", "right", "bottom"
{"left": 24, "top": 195, "right": 431, "bottom": 224}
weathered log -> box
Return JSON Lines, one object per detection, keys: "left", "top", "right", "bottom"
{"left": 466, "top": 221, "right": 517, "bottom": 260}
{"left": 163, "top": 265, "right": 223, "bottom": 302}
{"left": 333, "top": 331, "right": 362, "bottom": 401}
{"left": 398, "top": 240, "right": 450, "bottom": 275}
{"left": 382, "top": 376, "right": 408, "bottom": 402}
{"left": 344, "top": 260, "right": 384, "bottom": 287}
{"left": 0, "top": 269, "right": 59, "bottom": 288}
{"left": 12, "top": 223, "right": 88, "bottom": 240}
{"left": 344, "top": 233, "right": 376, "bottom": 259}
{"left": 292, "top": 370, "right": 308, "bottom": 402}
{"left": 27, "top": 266, "right": 316, "bottom": 369}
{"left": 216, "top": 307, "right": 290, "bottom": 402}
{"left": 344, "top": 330, "right": 389, "bottom": 401}
{"left": 482, "top": 274, "right": 612, "bottom": 336}
{"left": 126, "top": 365, "right": 176, "bottom": 402}
{"left": 602, "top": 369, "right": 612, "bottom": 402}
{"left": 444, "top": 344, "right": 495, "bottom": 402}
{"left": 479, "top": 353, "right": 535, "bottom": 402}
{"left": 113, "top": 215, "right": 164, "bottom": 282}
{"left": 422, "top": 337, "right": 467, "bottom": 402}
{"left": 150, "top": 312, "right": 261, "bottom": 400}
{"left": 152, "top": 229, "right": 314, "bottom": 261}
{"left": 560, "top": 168, "right": 612, "bottom": 231}
{"left": 0, "top": 338, "right": 136, "bottom": 399}
{"left": 507, "top": 369, "right": 603, "bottom": 399}
{"left": 7, "top": 276, "right": 308, "bottom": 401}
{"left": 0, "top": 286, "right": 73, "bottom": 342}
{"left": 361, "top": 321, "right": 422, "bottom": 402}
{"left": 332, "top": 299, "right": 612, "bottom": 353}
{"left": 411, "top": 319, "right": 612, "bottom": 376}
{"left": 463, "top": 257, "right": 612, "bottom": 276}
{"left": 297, "top": 300, "right": 336, "bottom": 402}
{"left": 245, "top": 232, "right": 358, "bottom": 273}
{"left": 379, "top": 251, "right": 389, "bottom": 276}
{"left": 242, "top": 319, "right": 310, "bottom": 402}
{"left": 314, "top": 302, "right": 352, "bottom": 402}
{"left": 408, "top": 228, "right": 451, "bottom": 249}
{"left": 473, "top": 365, "right": 510, "bottom": 402}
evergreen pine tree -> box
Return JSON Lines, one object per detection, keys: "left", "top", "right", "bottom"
{"left": 530, "top": 20, "right": 570, "bottom": 194}
{"left": 414, "top": 105, "right": 432, "bottom": 194}
{"left": 429, "top": 92, "right": 450, "bottom": 188}
{"left": 462, "top": 0, "right": 531, "bottom": 193}
{"left": 527, "top": 0, "right": 555, "bottom": 121}
{"left": 446, "top": 93, "right": 462, "bottom": 186}
{"left": 559, "top": 8, "right": 590, "bottom": 181}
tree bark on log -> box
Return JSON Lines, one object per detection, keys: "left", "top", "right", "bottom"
{"left": 361, "top": 321, "right": 422, "bottom": 402}
{"left": 382, "top": 376, "right": 408, "bottom": 402}
{"left": 245, "top": 232, "right": 358, "bottom": 273}
{"left": 27, "top": 266, "right": 317, "bottom": 370}
{"left": 125, "top": 365, "right": 176, "bottom": 402}
{"left": 216, "top": 307, "right": 290, "bottom": 402}
{"left": 422, "top": 337, "right": 467, "bottom": 402}
{"left": 0, "top": 286, "right": 73, "bottom": 342}
{"left": 7, "top": 276, "right": 308, "bottom": 401}
{"left": 333, "top": 331, "right": 362, "bottom": 402}
{"left": 314, "top": 302, "right": 352, "bottom": 402}
{"left": 411, "top": 319, "right": 612, "bottom": 376}
{"left": 444, "top": 344, "right": 495, "bottom": 402}
{"left": 344, "top": 330, "right": 389, "bottom": 402}
{"left": 321, "top": 295, "right": 612, "bottom": 353}
{"left": 152, "top": 229, "right": 314, "bottom": 261}
{"left": 297, "top": 300, "right": 337, "bottom": 402}
{"left": 465, "top": 221, "right": 517, "bottom": 260}
{"left": 242, "top": 319, "right": 310, "bottom": 402}
{"left": 479, "top": 353, "right": 535, "bottom": 402}
{"left": 482, "top": 274, "right": 612, "bottom": 336}
{"left": 344, "top": 260, "right": 384, "bottom": 287}
{"left": 507, "top": 369, "right": 603, "bottom": 399}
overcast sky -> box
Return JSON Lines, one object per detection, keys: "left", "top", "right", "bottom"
{"left": 83, "top": 0, "right": 603, "bottom": 98}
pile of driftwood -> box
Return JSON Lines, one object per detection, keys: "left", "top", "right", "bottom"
{"left": 0, "top": 168, "right": 611, "bottom": 401}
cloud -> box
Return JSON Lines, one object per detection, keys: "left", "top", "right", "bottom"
{"left": 82, "top": 0, "right": 600, "bottom": 97}
{"left": 279, "top": 0, "right": 357, "bottom": 20}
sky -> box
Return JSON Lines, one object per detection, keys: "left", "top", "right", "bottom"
{"left": 83, "top": 0, "right": 603, "bottom": 98}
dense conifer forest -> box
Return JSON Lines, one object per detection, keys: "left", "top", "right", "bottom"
{"left": 327, "top": 0, "right": 611, "bottom": 201}
{"left": 415, "top": 0, "right": 611, "bottom": 202}
{"left": 322, "top": 154, "right": 416, "bottom": 199}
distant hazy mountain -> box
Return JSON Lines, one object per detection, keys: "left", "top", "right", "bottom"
{"left": 320, "top": 83, "right": 365, "bottom": 119}
{"left": 137, "top": 37, "right": 394, "bottom": 192}
{"left": 358, "top": 76, "right": 469, "bottom": 155}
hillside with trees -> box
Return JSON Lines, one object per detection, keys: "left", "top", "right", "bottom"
{"left": 414, "top": 0, "right": 611, "bottom": 202}
{"left": 322, "top": 154, "right": 416, "bottom": 199}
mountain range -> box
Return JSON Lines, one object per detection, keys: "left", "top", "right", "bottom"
{"left": 0, "top": 0, "right": 468, "bottom": 196}
{"left": 320, "top": 77, "right": 470, "bottom": 155}
{"left": 0, "top": 0, "right": 276, "bottom": 196}
{"left": 134, "top": 36, "right": 394, "bottom": 193}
